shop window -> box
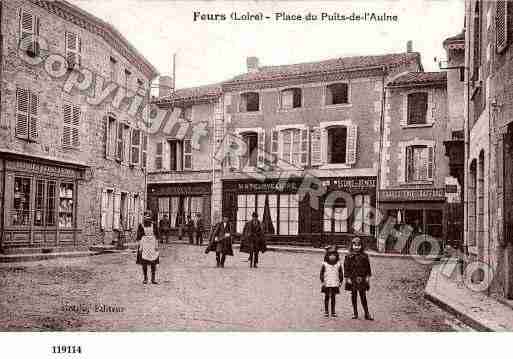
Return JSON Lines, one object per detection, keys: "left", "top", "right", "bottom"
{"left": 65, "top": 31, "right": 81, "bottom": 70}
{"left": 170, "top": 197, "right": 179, "bottom": 228}
{"left": 406, "top": 145, "right": 434, "bottom": 182}
{"left": 236, "top": 194, "right": 278, "bottom": 234}
{"left": 241, "top": 132, "right": 258, "bottom": 167}
{"left": 326, "top": 83, "right": 349, "bottom": 105}
{"left": 46, "top": 181, "right": 56, "bottom": 226}
{"left": 426, "top": 210, "right": 443, "bottom": 239}
{"left": 12, "top": 177, "right": 30, "bottom": 226}
{"left": 353, "top": 194, "right": 372, "bottom": 235}
{"left": 327, "top": 126, "right": 347, "bottom": 164}
{"left": 58, "top": 183, "right": 74, "bottom": 228}
{"left": 34, "top": 180, "right": 44, "bottom": 226}
{"left": 279, "top": 194, "right": 299, "bottom": 235}
{"left": 240, "top": 92, "right": 259, "bottom": 112}
{"left": 63, "top": 102, "right": 81, "bottom": 149}
{"left": 19, "top": 9, "right": 40, "bottom": 58}
{"left": 16, "top": 87, "right": 38, "bottom": 141}
{"left": 281, "top": 88, "right": 301, "bottom": 109}
{"left": 324, "top": 199, "right": 348, "bottom": 233}
{"left": 407, "top": 92, "right": 428, "bottom": 125}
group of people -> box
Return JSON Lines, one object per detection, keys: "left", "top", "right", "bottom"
{"left": 136, "top": 211, "right": 373, "bottom": 320}
{"left": 158, "top": 213, "right": 204, "bottom": 245}
{"left": 321, "top": 238, "right": 373, "bottom": 320}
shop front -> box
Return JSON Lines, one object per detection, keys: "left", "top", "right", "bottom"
{"left": 0, "top": 155, "right": 87, "bottom": 253}
{"left": 222, "top": 176, "right": 377, "bottom": 248}
{"left": 147, "top": 182, "right": 212, "bottom": 236}
{"left": 378, "top": 188, "right": 447, "bottom": 254}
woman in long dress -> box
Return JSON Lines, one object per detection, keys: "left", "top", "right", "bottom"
{"left": 136, "top": 215, "right": 160, "bottom": 284}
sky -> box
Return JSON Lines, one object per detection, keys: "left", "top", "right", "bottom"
{"left": 69, "top": 0, "right": 465, "bottom": 89}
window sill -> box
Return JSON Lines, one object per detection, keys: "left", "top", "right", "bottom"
{"left": 277, "top": 107, "right": 303, "bottom": 113}
{"left": 399, "top": 181, "right": 435, "bottom": 186}
{"left": 324, "top": 103, "right": 352, "bottom": 110}
{"left": 237, "top": 111, "right": 262, "bottom": 115}
{"left": 319, "top": 163, "right": 352, "bottom": 170}
{"left": 401, "top": 123, "right": 433, "bottom": 129}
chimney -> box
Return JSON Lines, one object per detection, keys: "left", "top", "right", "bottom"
{"left": 158, "top": 75, "right": 174, "bottom": 98}
{"left": 406, "top": 40, "right": 413, "bottom": 53}
{"left": 247, "top": 56, "right": 259, "bottom": 73}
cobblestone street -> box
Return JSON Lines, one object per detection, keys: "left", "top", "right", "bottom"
{"left": 0, "top": 244, "right": 463, "bottom": 331}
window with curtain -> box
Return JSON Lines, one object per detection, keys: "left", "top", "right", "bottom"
{"left": 406, "top": 145, "right": 434, "bottom": 182}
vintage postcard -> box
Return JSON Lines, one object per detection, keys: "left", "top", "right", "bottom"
{"left": 1, "top": 0, "right": 512, "bottom": 356}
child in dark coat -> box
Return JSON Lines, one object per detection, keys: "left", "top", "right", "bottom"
{"left": 320, "top": 245, "right": 343, "bottom": 318}
{"left": 344, "top": 237, "right": 373, "bottom": 320}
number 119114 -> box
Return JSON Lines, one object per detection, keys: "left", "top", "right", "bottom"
{"left": 52, "top": 346, "right": 82, "bottom": 354}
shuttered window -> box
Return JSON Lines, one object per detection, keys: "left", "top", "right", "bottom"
{"left": 155, "top": 141, "right": 163, "bottom": 170}
{"left": 311, "top": 127, "right": 322, "bottom": 166}
{"left": 65, "top": 31, "right": 81, "bottom": 69}
{"left": 62, "top": 102, "right": 81, "bottom": 148}
{"left": 141, "top": 133, "right": 148, "bottom": 168}
{"left": 116, "top": 122, "right": 124, "bottom": 161}
{"left": 19, "top": 9, "right": 40, "bottom": 57}
{"left": 406, "top": 145, "right": 434, "bottom": 182}
{"left": 270, "top": 129, "right": 279, "bottom": 165}
{"left": 16, "top": 88, "right": 38, "bottom": 141}
{"left": 131, "top": 129, "right": 141, "bottom": 165}
{"left": 496, "top": 1, "right": 509, "bottom": 53}
{"left": 407, "top": 92, "right": 428, "bottom": 125}
{"left": 183, "top": 139, "right": 192, "bottom": 170}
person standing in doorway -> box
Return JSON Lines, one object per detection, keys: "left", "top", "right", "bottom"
{"left": 344, "top": 237, "right": 373, "bottom": 320}
{"left": 206, "top": 215, "right": 233, "bottom": 267}
{"left": 242, "top": 212, "right": 266, "bottom": 268}
{"left": 194, "top": 213, "right": 204, "bottom": 245}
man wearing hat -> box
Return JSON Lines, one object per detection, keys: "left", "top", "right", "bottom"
{"left": 242, "top": 212, "right": 266, "bottom": 268}
{"left": 206, "top": 215, "right": 233, "bottom": 267}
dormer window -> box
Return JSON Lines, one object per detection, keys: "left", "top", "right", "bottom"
{"left": 240, "top": 92, "right": 259, "bottom": 112}
{"left": 281, "top": 88, "right": 301, "bottom": 109}
{"left": 326, "top": 83, "right": 349, "bottom": 105}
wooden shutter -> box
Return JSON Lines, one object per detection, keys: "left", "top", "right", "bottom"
{"left": 257, "top": 128, "right": 266, "bottom": 168}
{"left": 270, "top": 128, "right": 279, "bottom": 165}
{"left": 63, "top": 103, "right": 72, "bottom": 147}
{"left": 345, "top": 125, "right": 357, "bottom": 165}
{"left": 406, "top": 146, "right": 413, "bottom": 182}
{"left": 141, "top": 133, "right": 148, "bottom": 168}
{"left": 104, "top": 117, "right": 111, "bottom": 159}
{"left": 19, "top": 9, "right": 39, "bottom": 55}
{"left": 29, "top": 91, "right": 38, "bottom": 141}
{"left": 300, "top": 128, "right": 309, "bottom": 167}
{"left": 16, "top": 88, "right": 29, "bottom": 139}
{"left": 427, "top": 146, "right": 434, "bottom": 180}
{"left": 116, "top": 122, "right": 124, "bottom": 161}
{"left": 100, "top": 189, "right": 107, "bottom": 230}
{"left": 497, "top": 1, "right": 508, "bottom": 53}
{"left": 131, "top": 129, "right": 140, "bottom": 165}
{"left": 127, "top": 193, "right": 133, "bottom": 229}
{"left": 113, "top": 191, "right": 121, "bottom": 230}
{"left": 183, "top": 139, "right": 192, "bottom": 170}
{"left": 311, "top": 127, "right": 322, "bottom": 166}
{"left": 65, "top": 32, "right": 81, "bottom": 69}
{"left": 155, "top": 141, "right": 163, "bottom": 170}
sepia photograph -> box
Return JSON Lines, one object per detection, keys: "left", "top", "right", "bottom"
{"left": 1, "top": 0, "right": 513, "bottom": 354}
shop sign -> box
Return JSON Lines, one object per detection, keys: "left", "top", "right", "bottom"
{"left": 151, "top": 183, "right": 211, "bottom": 196}
{"left": 380, "top": 188, "right": 446, "bottom": 202}
{"left": 235, "top": 181, "right": 300, "bottom": 193}
{"left": 322, "top": 177, "right": 377, "bottom": 191}
{"left": 6, "top": 160, "right": 79, "bottom": 178}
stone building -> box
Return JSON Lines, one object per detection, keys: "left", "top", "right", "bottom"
{"left": 463, "top": 0, "right": 513, "bottom": 299}
{"left": 218, "top": 51, "right": 422, "bottom": 247}
{"left": 146, "top": 81, "right": 223, "bottom": 236}
{"left": 0, "top": 0, "right": 158, "bottom": 252}
{"left": 379, "top": 71, "right": 450, "bottom": 253}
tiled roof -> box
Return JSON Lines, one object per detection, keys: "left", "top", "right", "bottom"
{"left": 157, "top": 83, "right": 223, "bottom": 104}
{"left": 224, "top": 52, "right": 421, "bottom": 85}
{"left": 387, "top": 71, "right": 447, "bottom": 87}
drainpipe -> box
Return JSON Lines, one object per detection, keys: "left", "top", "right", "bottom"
{"left": 376, "top": 66, "right": 387, "bottom": 252}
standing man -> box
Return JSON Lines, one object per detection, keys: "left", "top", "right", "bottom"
{"left": 186, "top": 215, "right": 194, "bottom": 244}
{"left": 206, "top": 215, "right": 233, "bottom": 267}
{"left": 158, "top": 214, "right": 170, "bottom": 244}
{"left": 242, "top": 212, "right": 266, "bottom": 268}
{"left": 194, "top": 213, "right": 204, "bottom": 245}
